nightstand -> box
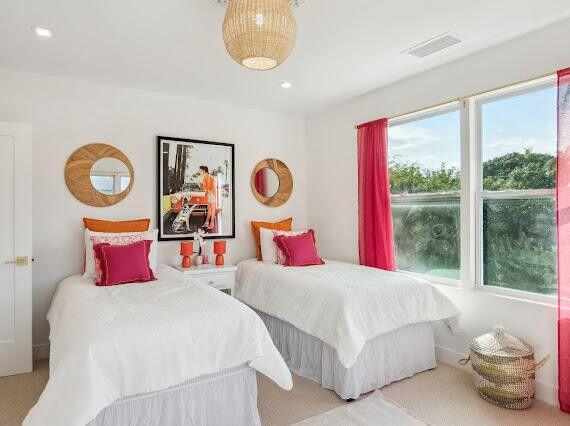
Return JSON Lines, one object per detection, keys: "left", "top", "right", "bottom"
{"left": 173, "top": 264, "right": 237, "bottom": 296}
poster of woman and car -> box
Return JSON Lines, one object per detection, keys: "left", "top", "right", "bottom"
{"left": 157, "top": 136, "right": 234, "bottom": 241}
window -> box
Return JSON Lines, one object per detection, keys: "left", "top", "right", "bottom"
{"left": 90, "top": 175, "right": 115, "bottom": 195}
{"left": 386, "top": 76, "right": 558, "bottom": 298}
{"left": 477, "top": 83, "right": 557, "bottom": 295}
{"left": 388, "top": 107, "right": 461, "bottom": 281}
{"left": 90, "top": 173, "right": 131, "bottom": 195}
{"left": 120, "top": 175, "right": 131, "bottom": 192}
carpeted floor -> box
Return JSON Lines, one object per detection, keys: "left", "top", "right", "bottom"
{"left": 2, "top": 360, "right": 568, "bottom": 425}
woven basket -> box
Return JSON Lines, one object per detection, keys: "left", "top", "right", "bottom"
{"left": 459, "top": 326, "right": 549, "bottom": 410}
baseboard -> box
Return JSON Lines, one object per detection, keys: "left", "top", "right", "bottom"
{"left": 435, "top": 344, "right": 558, "bottom": 407}
{"left": 33, "top": 343, "right": 50, "bottom": 361}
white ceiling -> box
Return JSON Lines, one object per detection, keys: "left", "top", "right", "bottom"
{"left": 1, "top": 0, "right": 570, "bottom": 115}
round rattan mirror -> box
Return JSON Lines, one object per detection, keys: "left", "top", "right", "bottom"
{"left": 250, "top": 159, "right": 293, "bottom": 207}
{"left": 65, "top": 143, "right": 134, "bottom": 207}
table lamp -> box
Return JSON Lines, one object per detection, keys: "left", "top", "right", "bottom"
{"left": 180, "top": 241, "right": 194, "bottom": 268}
{"left": 214, "top": 240, "right": 227, "bottom": 266}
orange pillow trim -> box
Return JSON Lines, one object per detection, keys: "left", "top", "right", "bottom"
{"left": 83, "top": 218, "right": 150, "bottom": 233}
{"left": 251, "top": 218, "right": 293, "bottom": 261}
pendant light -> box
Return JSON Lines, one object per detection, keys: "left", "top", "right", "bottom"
{"left": 221, "top": 0, "right": 299, "bottom": 70}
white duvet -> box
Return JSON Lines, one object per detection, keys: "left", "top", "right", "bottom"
{"left": 24, "top": 265, "right": 292, "bottom": 426}
{"left": 235, "top": 259, "right": 460, "bottom": 368}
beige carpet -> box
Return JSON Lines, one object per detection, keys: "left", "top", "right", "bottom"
{"left": 2, "top": 360, "right": 569, "bottom": 426}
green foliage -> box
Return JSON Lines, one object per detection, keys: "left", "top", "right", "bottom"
{"left": 389, "top": 157, "right": 460, "bottom": 194}
{"left": 483, "top": 150, "right": 555, "bottom": 191}
{"left": 390, "top": 151, "right": 556, "bottom": 294}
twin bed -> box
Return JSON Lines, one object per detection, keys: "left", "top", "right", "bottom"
{"left": 235, "top": 259, "right": 460, "bottom": 400}
{"left": 24, "top": 266, "right": 292, "bottom": 426}
{"left": 26, "top": 258, "right": 459, "bottom": 425}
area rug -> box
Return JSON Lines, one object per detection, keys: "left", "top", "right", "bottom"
{"left": 293, "top": 391, "right": 428, "bottom": 425}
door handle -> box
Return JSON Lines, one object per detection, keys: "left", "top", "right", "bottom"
{"left": 4, "top": 256, "right": 29, "bottom": 266}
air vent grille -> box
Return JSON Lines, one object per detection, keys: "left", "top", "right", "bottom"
{"left": 405, "top": 33, "right": 462, "bottom": 58}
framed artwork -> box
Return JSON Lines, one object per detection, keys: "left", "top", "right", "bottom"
{"left": 157, "top": 136, "right": 235, "bottom": 241}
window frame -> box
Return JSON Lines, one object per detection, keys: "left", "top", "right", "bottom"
{"left": 472, "top": 76, "right": 557, "bottom": 303}
{"left": 91, "top": 171, "right": 131, "bottom": 195}
{"left": 388, "top": 102, "right": 463, "bottom": 287}
{"left": 387, "top": 76, "right": 558, "bottom": 302}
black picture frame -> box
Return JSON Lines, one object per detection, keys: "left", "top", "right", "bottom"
{"left": 157, "top": 136, "right": 235, "bottom": 241}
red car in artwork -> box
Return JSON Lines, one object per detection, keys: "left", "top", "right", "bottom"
{"left": 170, "top": 182, "right": 207, "bottom": 214}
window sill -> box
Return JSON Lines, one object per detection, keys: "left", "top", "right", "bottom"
{"left": 472, "top": 284, "right": 557, "bottom": 308}
{"left": 398, "top": 270, "right": 556, "bottom": 308}
{"left": 398, "top": 270, "right": 461, "bottom": 288}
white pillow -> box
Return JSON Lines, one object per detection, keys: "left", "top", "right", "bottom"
{"left": 260, "top": 227, "right": 279, "bottom": 264}
{"left": 83, "top": 229, "right": 158, "bottom": 278}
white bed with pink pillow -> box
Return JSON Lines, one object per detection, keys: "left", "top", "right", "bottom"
{"left": 24, "top": 229, "right": 292, "bottom": 426}
{"left": 235, "top": 228, "right": 460, "bottom": 399}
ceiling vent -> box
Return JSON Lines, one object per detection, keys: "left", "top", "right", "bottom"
{"left": 404, "top": 33, "right": 462, "bottom": 58}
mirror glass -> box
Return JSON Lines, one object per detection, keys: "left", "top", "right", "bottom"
{"left": 90, "top": 157, "right": 131, "bottom": 195}
{"left": 254, "top": 167, "right": 280, "bottom": 198}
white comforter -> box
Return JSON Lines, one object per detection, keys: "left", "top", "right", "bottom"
{"left": 24, "top": 265, "right": 292, "bottom": 426}
{"left": 235, "top": 259, "right": 460, "bottom": 368}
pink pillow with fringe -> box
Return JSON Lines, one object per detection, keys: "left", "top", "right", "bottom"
{"left": 273, "top": 229, "right": 325, "bottom": 267}
{"left": 272, "top": 229, "right": 308, "bottom": 264}
{"left": 93, "top": 240, "right": 156, "bottom": 286}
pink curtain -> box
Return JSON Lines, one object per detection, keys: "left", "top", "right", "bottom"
{"left": 558, "top": 67, "right": 570, "bottom": 412}
{"left": 254, "top": 168, "right": 266, "bottom": 194}
{"left": 357, "top": 118, "right": 396, "bottom": 271}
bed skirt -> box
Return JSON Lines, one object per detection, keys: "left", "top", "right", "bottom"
{"left": 256, "top": 310, "right": 436, "bottom": 399}
{"left": 89, "top": 364, "right": 260, "bottom": 426}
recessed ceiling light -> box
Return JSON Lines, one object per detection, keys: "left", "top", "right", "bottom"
{"left": 281, "top": 82, "right": 293, "bottom": 89}
{"left": 34, "top": 27, "right": 53, "bottom": 38}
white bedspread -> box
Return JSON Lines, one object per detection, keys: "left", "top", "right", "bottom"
{"left": 235, "top": 259, "right": 460, "bottom": 368}
{"left": 24, "top": 265, "right": 292, "bottom": 426}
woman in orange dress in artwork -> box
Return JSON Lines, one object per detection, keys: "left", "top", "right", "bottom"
{"left": 199, "top": 165, "right": 217, "bottom": 230}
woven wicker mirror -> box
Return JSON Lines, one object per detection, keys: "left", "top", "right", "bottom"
{"left": 65, "top": 143, "right": 134, "bottom": 207}
{"left": 251, "top": 159, "right": 293, "bottom": 207}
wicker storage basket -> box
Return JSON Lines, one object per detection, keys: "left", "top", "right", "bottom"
{"left": 459, "top": 326, "right": 549, "bottom": 410}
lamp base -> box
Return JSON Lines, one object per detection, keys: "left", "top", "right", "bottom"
{"left": 182, "top": 256, "right": 192, "bottom": 269}
{"left": 215, "top": 254, "right": 225, "bottom": 266}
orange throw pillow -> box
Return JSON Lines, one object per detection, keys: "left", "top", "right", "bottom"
{"left": 251, "top": 218, "right": 293, "bottom": 261}
{"left": 83, "top": 218, "right": 150, "bottom": 233}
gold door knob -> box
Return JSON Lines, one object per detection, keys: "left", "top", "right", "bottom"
{"left": 4, "top": 256, "right": 29, "bottom": 266}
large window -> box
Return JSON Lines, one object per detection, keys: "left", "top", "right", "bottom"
{"left": 477, "top": 83, "right": 557, "bottom": 295}
{"left": 387, "top": 77, "right": 557, "bottom": 298}
{"left": 388, "top": 107, "right": 461, "bottom": 281}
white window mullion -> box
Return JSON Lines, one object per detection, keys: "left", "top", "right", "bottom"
{"left": 460, "top": 98, "right": 475, "bottom": 291}
{"left": 473, "top": 97, "right": 484, "bottom": 290}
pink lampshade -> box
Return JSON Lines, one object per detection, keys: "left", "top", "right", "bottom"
{"left": 180, "top": 241, "right": 194, "bottom": 256}
{"left": 214, "top": 240, "right": 227, "bottom": 255}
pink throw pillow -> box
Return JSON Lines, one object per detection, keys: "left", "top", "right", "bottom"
{"left": 90, "top": 234, "right": 147, "bottom": 281}
{"left": 273, "top": 229, "right": 325, "bottom": 267}
{"left": 93, "top": 240, "right": 156, "bottom": 286}
{"left": 272, "top": 229, "right": 309, "bottom": 265}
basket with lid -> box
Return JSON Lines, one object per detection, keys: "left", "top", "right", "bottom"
{"left": 459, "top": 326, "right": 549, "bottom": 410}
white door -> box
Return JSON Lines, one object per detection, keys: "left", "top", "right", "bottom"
{"left": 0, "top": 122, "right": 32, "bottom": 376}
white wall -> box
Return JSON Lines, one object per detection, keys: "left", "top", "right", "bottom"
{"left": 307, "top": 18, "right": 570, "bottom": 405}
{"left": 0, "top": 67, "right": 307, "bottom": 347}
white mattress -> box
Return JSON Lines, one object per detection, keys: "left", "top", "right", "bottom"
{"left": 236, "top": 259, "right": 460, "bottom": 368}
{"left": 25, "top": 265, "right": 292, "bottom": 426}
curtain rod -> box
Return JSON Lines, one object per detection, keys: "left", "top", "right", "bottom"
{"left": 354, "top": 70, "right": 557, "bottom": 129}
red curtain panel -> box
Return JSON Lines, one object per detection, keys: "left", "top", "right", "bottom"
{"left": 558, "top": 67, "right": 570, "bottom": 412}
{"left": 254, "top": 168, "right": 266, "bottom": 195}
{"left": 357, "top": 118, "right": 396, "bottom": 271}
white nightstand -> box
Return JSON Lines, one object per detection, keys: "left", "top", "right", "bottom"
{"left": 174, "top": 264, "right": 237, "bottom": 296}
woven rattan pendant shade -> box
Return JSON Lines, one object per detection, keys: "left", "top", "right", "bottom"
{"left": 222, "top": 0, "right": 297, "bottom": 70}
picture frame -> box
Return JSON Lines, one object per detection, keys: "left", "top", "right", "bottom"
{"left": 157, "top": 136, "right": 235, "bottom": 241}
